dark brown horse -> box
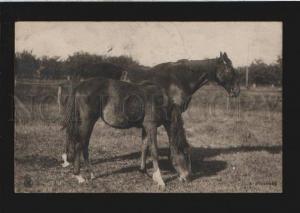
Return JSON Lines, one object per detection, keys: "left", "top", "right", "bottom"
{"left": 124, "top": 52, "right": 240, "bottom": 110}
{"left": 122, "top": 52, "right": 240, "bottom": 168}
{"left": 61, "top": 78, "right": 191, "bottom": 188}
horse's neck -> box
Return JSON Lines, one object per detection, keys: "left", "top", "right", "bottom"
{"left": 188, "top": 72, "right": 209, "bottom": 95}
{"left": 176, "top": 59, "right": 216, "bottom": 96}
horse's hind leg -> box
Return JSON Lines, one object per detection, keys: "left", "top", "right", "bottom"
{"left": 80, "top": 118, "right": 97, "bottom": 180}
{"left": 62, "top": 131, "right": 75, "bottom": 168}
{"left": 145, "top": 125, "right": 165, "bottom": 189}
{"left": 72, "top": 125, "right": 96, "bottom": 183}
{"left": 83, "top": 144, "right": 95, "bottom": 180}
{"left": 73, "top": 141, "right": 85, "bottom": 183}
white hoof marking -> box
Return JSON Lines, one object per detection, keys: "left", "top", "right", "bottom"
{"left": 61, "top": 162, "right": 70, "bottom": 168}
{"left": 90, "top": 173, "right": 95, "bottom": 180}
{"left": 153, "top": 170, "right": 165, "bottom": 189}
{"left": 61, "top": 153, "right": 70, "bottom": 168}
{"left": 73, "top": 175, "right": 85, "bottom": 184}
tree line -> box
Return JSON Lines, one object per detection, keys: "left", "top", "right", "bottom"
{"left": 15, "top": 50, "right": 282, "bottom": 86}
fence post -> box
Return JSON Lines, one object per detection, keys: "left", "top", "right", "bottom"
{"left": 245, "top": 67, "right": 249, "bottom": 89}
{"left": 57, "top": 86, "right": 62, "bottom": 113}
{"left": 226, "top": 96, "right": 230, "bottom": 114}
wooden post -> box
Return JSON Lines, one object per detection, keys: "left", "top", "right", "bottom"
{"left": 245, "top": 67, "right": 249, "bottom": 89}
{"left": 57, "top": 86, "right": 62, "bottom": 113}
{"left": 226, "top": 96, "right": 230, "bottom": 114}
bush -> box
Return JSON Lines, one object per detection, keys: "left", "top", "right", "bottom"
{"left": 15, "top": 50, "right": 282, "bottom": 87}
{"left": 15, "top": 51, "right": 140, "bottom": 80}
{"left": 236, "top": 56, "right": 282, "bottom": 86}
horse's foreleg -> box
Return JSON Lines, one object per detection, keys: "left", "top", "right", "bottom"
{"left": 147, "top": 126, "right": 165, "bottom": 189}
{"left": 140, "top": 128, "right": 149, "bottom": 173}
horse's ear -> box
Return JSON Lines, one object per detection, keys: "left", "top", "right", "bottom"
{"left": 220, "top": 52, "right": 223, "bottom": 58}
{"left": 223, "top": 52, "right": 228, "bottom": 59}
{"left": 223, "top": 52, "right": 232, "bottom": 64}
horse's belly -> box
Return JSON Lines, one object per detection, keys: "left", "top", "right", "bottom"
{"left": 102, "top": 102, "right": 144, "bottom": 128}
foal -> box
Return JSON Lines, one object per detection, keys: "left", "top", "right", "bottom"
{"left": 61, "top": 78, "right": 191, "bottom": 188}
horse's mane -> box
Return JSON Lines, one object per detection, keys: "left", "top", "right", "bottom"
{"left": 137, "top": 80, "right": 158, "bottom": 87}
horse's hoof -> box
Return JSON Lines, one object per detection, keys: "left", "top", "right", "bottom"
{"left": 61, "top": 153, "right": 70, "bottom": 168}
{"left": 90, "top": 173, "right": 95, "bottom": 180}
{"left": 153, "top": 170, "right": 165, "bottom": 189}
{"left": 61, "top": 162, "right": 70, "bottom": 168}
{"left": 139, "top": 167, "right": 147, "bottom": 174}
{"left": 158, "top": 183, "right": 166, "bottom": 190}
{"left": 179, "top": 176, "right": 190, "bottom": 183}
{"left": 73, "top": 175, "right": 86, "bottom": 184}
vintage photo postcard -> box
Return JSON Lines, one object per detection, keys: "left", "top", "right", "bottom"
{"left": 14, "top": 21, "right": 282, "bottom": 193}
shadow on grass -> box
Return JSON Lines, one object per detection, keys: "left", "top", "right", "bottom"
{"left": 14, "top": 145, "right": 281, "bottom": 182}
{"left": 91, "top": 145, "right": 281, "bottom": 181}
{"left": 15, "top": 154, "right": 59, "bottom": 168}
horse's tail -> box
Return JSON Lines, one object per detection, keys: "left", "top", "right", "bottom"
{"left": 170, "top": 105, "right": 189, "bottom": 150}
{"left": 60, "top": 86, "right": 79, "bottom": 162}
{"left": 61, "top": 87, "right": 76, "bottom": 130}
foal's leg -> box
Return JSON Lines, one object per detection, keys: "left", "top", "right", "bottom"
{"left": 146, "top": 126, "right": 165, "bottom": 189}
{"left": 140, "top": 128, "right": 149, "bottom": 173}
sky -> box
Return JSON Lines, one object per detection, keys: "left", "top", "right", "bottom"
{"left": 15, "top": 22, "right": 282, "bottom": 67}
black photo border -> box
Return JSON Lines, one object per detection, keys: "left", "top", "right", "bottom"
{"left": 0, "top": 2, "right": 299, "bottom": 213}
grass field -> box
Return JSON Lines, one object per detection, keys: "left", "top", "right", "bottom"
{"left": 14, "top": 84, "right": 282, "bottom": 193}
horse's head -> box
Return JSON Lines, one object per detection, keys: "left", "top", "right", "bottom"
{"left": 215, "top": 52, "right": 240, "bottom": 97}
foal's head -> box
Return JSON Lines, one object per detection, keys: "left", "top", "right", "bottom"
{"left": 215, "top": 52, "right": 240, "bottom": 97}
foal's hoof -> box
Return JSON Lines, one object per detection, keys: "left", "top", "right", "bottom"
{"left": 73, "top": 175, "right": 86, "bottom": 184}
